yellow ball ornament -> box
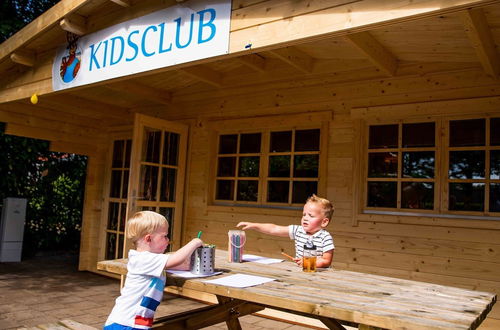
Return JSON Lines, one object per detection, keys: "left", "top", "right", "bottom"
{"left": 30, "top": 93, "right": 38, "bottom": 104}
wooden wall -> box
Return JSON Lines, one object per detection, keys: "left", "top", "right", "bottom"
{"left": 154, "top": 65, "right": 500, "bottom": 324}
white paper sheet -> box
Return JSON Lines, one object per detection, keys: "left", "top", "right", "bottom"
{"left": 203, "top": 273, "right": 276, "bottom": 288}
{"left": 242, "top": 254, "right": 284, "bottom": 264}
{"left": 167, "top": 270, "right": 222, "bottom": 278}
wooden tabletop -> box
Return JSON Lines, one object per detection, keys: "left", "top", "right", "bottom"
{"left": 97, "top": 250, "right": 496, "bottom": 330}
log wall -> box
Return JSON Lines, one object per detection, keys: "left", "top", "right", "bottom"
{"left": 157, "top": 65, "right": 500, "bottom": 323}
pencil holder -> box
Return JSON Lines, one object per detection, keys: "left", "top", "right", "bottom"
{"left": 228, "top": 230, "right": 246, "bottom": 262}
{"left": 190, "top": 245, "right": 215, "bottom": 275}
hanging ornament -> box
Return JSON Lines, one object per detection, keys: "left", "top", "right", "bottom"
{"left": 30, "top": 93, "right": 38, "bottom": 104}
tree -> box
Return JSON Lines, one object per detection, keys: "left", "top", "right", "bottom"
{"left": 0, "top": 124, "right": 88, "bottom": 256}
{"left": 0, "top": 0, "right": 59, "bottom": 42}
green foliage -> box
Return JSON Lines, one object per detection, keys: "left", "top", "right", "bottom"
{"left": 0, "top": 0, "right": 60, "bottom": 42}
{"left": 0, "top": 126, "right": 87, "bottom": 256}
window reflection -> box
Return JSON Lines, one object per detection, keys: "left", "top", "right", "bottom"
{"left": 163, "top": 132, "right": 179, "bottom": 166}
{"left": 368, "top": 152, "right": 398, "bottom": 178}
{"left": 270, "top": 131, "right": 291, "bottom": 152}
{"left": 401, "top": 182, "right": 434, "bottom": 209}
{"left": 269, "top": 155, "right": 290, "bottom": 177}
{"left": 143, "top": 128, "right": 161, "bottom": 163}
{"left": 240, "top": 133, "right": 261, "bottom": 153}
{"left": 490, "top": 150, "right": 500, "bottom": 180}
{"left": 292, "top": 181, "right": 317, "bottom": 204}
{"left": 490, "top": 184, "right": 500, "bottom": 212}
{"left": 449, "top": 151, "right": 485, "bottom": 179}
{"left": 140, "top": 165, "right": 158, "bottom": 201}
{"left": 295, "top": 129, "right": 320, "bottom": 151}
{"left": 449, "top": 183, "right": 484, "bottom": 211}
{"left": 268, "top": 181, "right": 289, "bottom": 203}
{"left": 450, "top": 119, "right": 485, "bottom": 147}
{"left": 237, "top": 180, "right": 258, "bottom": 201}
{"left": 112, "top": 140, "right": 125, "bottom": 168}
{"left": 367, "top": 182, "right": 397, "bottom": 208}
{"left": 238, "top": 157, "right": 259, "bottom": 177}
{"left": 294, "top": 155, "right": 319, "bottom": 178}
{"left": 369, "top": 125, "right": 398, "bottom": 149}
{"left": 403, "top": 123, "right": 435, "bottom": 148}
{"left": 217, "top": 157, "right": 236, "bottom": 177}
{"left": 160, "top": 168, "right": 176, "bottom": 202}
{"left": 403, "top": 152, "right": 434, "bottom": 178}
{"left": 491, "top": 118, "right": 500, "bottom": 146}
{"left": 219, "top": 135, "right": 238, "bottom": 154}
{"left": 107, "top": 202, "right": 119, "bottom": 230}
{"left": 216, "top": 180, "right": 234, "bottom": 200}
{"left": 106, "top": 233, "right": 116, "bottom": 260}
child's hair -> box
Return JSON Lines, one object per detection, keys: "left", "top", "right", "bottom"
{"left": 126, "top": 211, "right": 168, "bottom": 246}
{"left": 306, "top": 194, "right": 334, "bottom": 220}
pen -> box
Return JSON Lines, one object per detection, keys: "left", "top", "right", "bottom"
{"left": 197, "top": 231, "right": 202, "bottom": 238}
{"left": 281, "top": 252, "right": 295, "bottom": 261}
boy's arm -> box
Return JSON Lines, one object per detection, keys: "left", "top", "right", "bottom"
{"left": 165, "top": 238, "right": 203, "bottom": 269}
{"left": 316, "top": 249, "right": 334, "bottom": 268}
{"left": 237, "top": 222, "right": 289, "bottom": 237}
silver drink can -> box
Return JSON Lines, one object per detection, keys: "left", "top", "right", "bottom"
{"left": 190, "top": 245, "right": 215, "bottom": 275}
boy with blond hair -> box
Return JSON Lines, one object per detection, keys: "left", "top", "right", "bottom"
{"left": 104, "top": 211, "right": 203, "bottom": 330}
{"left": 237, "top": 194, "right": 334, "bottom": 268}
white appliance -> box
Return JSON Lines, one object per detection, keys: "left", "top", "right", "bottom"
{"left": 0, "top": 198, "right": 27, "bottom": 262}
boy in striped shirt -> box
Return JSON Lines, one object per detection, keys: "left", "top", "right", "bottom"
{"left": 237, "top": 194, "right": 334, "bottom": 268}
{"left": 104, "top": 211, "right": 203, "bottom": 330}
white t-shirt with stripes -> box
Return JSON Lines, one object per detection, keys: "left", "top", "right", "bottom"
{"left": 288, "top": 225, "right": 334, "bottom": 258}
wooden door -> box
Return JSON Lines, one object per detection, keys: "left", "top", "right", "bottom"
{"left": 125, "top": 113, "right": 188, "bottom": 253}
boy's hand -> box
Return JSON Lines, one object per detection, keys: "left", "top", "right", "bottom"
{"left": 294, "top": 257, "right": 302, "bottom": 267}
{"left": 192, "top": 238, "right": 203, "bottom": 247}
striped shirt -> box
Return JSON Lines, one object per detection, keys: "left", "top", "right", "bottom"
{"left": 105, "top": 250, "right": 169, "bottom": 329}
{"left": 288, "top": 225, "right": 335, "bottom": 258}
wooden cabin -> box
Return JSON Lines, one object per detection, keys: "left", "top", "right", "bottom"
{"left": 1, "top": 0, "right": 499, "bottom": 328}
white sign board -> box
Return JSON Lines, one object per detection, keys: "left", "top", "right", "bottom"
{"left": 52, "top": 0, "right": 231, "bottom": 91}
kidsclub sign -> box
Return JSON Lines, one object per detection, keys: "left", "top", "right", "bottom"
{"left": 52, "top": 0, "right": 231, "bottom": 91}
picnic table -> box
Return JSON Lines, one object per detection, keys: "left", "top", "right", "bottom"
{"left": 97, "top": 249, "right": 496, "bottom": 330}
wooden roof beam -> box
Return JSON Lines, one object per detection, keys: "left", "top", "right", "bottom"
{"left": 345, "top": 32, "right": 398, "bottom": 77}
{"left": 236, "top": 54, "right": 267, "bottom": 73}
{"left": 460, "top": 8, "right": 500, "bottom": 79}
{"left": 269, "top": 47, "right": 313, "bottom": 74}
{"left": 106, "top": 81, "right": 172, "bottom": 105}
{"left": 60, "top": 14, "right": 87, "bottom": 36}
{"left": 180, "top": 66, "right": 223, "bottom": 88}
{"left": 110, "top": 0, "right": 131, "bottom": 7}
{"left": 10, "top": 50, "right": 35, "bottom": 67}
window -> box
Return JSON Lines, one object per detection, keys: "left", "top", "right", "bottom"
{"left": 105, "top": 139, "right": 131, "bottom": 260}
{"left": 365, "top": 117, "right": 500, "bottom": 216}
{"left": 367, "top": 122, "right": 436, "bottom": 210}
{"left": 448, "top": 118, "right": 500, "bottom": 213}
{"left": 214, "top": 128, "right": 322, "bottom": 206}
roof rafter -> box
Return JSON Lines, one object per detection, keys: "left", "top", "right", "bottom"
{"left": 180, "top": 66, "right": 223, "bottom": 88}
{"left": 345, "top": 32, "right": 398, "bottom": 77}
{"left": 236, "top": 54, "right": 267, "bottom": 73}
{"left": 460, "top": 8, "right": 500, "bottom": 79}
{"left": 110, "top": 0, "right": 131, "bottom": 7}
{"left": 60, "top": 14, "right": 87, "bottom": 36}
{"left": 10, "top": 50, "right": 35, "bottom": 67}
{"left": 268, "top": 47, "right": 314, "bottom": 74}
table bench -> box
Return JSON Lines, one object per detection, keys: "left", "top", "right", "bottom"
{"left": 97, "top": 249, "right": 496, "bottom": 330}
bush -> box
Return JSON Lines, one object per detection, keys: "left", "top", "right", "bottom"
{"left": 0, "top": 126, "right": 87, "bottom": 257}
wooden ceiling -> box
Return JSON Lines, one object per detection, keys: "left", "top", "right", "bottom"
{"left": 1, "top": 0, "right": 500, "bottom": 129}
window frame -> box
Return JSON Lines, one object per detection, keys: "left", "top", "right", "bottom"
{"left": 362, "top": 115, "right": 500, "bottom": 218}
{"left": 100, "top": 133, "right": 132, "bottom": 261}
{"left": 208, "top": 112, "right": 330, "bottom": 209}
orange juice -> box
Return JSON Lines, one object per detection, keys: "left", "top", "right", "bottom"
{"left": 303, "top": 256, "right": 317, "bottom": 272}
